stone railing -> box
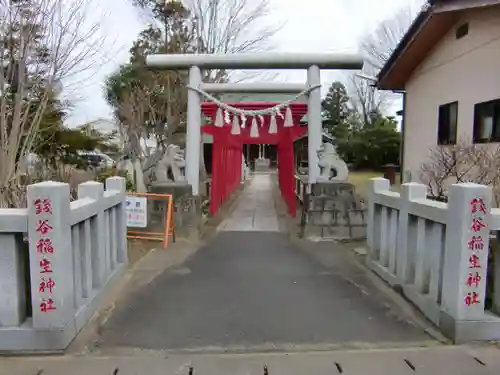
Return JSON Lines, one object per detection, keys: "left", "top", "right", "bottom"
{"left": 294, "top": 174, "right": 308, "bottom": 203}
{"left": 367, "top": 178, "right": 500, "bottom": 343}
{"left": 0, "top": 177, "right": 127, "bottom": 352}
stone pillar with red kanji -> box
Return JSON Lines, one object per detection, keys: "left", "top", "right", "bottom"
{"left": 442, "top": 183, "right": 492, "bottom": 323}
{"left": 27, "top": 181, "right": 74, "bottom": 329}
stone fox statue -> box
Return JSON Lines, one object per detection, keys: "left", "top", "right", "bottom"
{"left": 141, "top": 144, "right": 186, "bottom": 186}
{"left": 317, "top": 142, "right": 349, "bottom": 181}
{"left": 154, "top": 144, "right": 186, "bottom": 183}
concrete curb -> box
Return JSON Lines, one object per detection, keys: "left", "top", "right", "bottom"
{"left": 4, "top": 344, "right": 500, "bottom": 375}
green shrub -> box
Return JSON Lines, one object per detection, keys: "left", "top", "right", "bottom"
{"left": 96, "top": 168, "right": 134, "bottom": 191}
{"left": 337, "top": 125, "right": 400, "bottom": 171}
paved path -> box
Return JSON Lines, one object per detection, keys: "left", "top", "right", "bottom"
{"left": 94, "top": 173, "right": 432, "bottom": 352}
{"left": 4, "top": 346, "right": 500, "bottom": 374}
{"left": 219, "top": 173, "right": 280, "bottom": 231}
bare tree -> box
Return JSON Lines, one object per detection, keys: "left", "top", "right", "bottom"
{"left": 189, "top": 0, "right": 277, "bottom": 53}
{"left": 115, "top": 78, "right": 183, "bottom": 159}
{"left": 350, "top": 3, "right": 423, "bottom": 124}
{"left": 360, "top": 3, "right": 421, "bottom": 72}
{"left": 114, "top": 87, "right": 153, "bottom": 191}
{"left": 183, "top": 0, "right": 282, "bottom": 82}
{"left": 0, "top": 0, "right": 108, "bottom": 207}
{"left": 117, "top": 89, "right": 149, "bottom": 159}
{"left": 420, "top": 139, "right": 500, "bottom": 206}
{"left": 346, "top": 73, "right": 390, "bottom": 127}
{"left": 131, "top": 0, "right": 281, "bottom": 81}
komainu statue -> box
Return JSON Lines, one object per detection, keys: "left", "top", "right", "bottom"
{"left": 317, "top": 142, "right": 349, "bottom": 181}
{"left": 140, "top": 144, "right": 185, "bottom": 186}
{"left": 149, "top": 144, "right": 186, "bottom": 183}
{"left": 155, "top": 144, "right": 186, "bottom": 182}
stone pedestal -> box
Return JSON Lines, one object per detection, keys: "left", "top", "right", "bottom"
{"left": 254, "top": 158, "right": 270, "bottom": 172}
{"left": 149, "top": 181, "right": 191, "bottom": 200}
{"left": 148, "top": 182, "right": 200, "bottom": 239}
{"left": 301, "top": 181, "right": 367, "bottom": 241}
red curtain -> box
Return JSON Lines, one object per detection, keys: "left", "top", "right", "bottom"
{"left": 210, "top": 140, "right": 242, "bottom": 216}
{"left": 201, "top": 102, "right": 307, "bottom": 217}
{"left": 277, "top": 130, "right": 296, "bottom": 217}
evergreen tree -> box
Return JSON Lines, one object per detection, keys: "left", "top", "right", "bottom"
{"left": 321, "top": 81, "right": 352, "bottom": 139}
{"left": 104, "top": 0, "right": 197, "bottom": 152}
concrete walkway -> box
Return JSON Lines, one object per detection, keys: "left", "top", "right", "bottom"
{"left": 219, "top": 173, "right": 280, "bottom": 232}
{"left": 93, "top": 173, "right": 433, "bottom": 353}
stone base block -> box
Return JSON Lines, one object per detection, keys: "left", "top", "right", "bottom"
{"left": 301, "top": 182, "right": 367, "bottom": 241}
{"left": 149, "top": 181, "right": 192, "bottom": 199}
{"left": 148, "top": 182, "right": 201, "bottom": 238}
{"left": 439, "top": 310, "right": 500, "bottom": 343}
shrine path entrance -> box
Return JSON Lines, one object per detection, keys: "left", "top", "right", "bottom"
{"left": 218, "top": 173, "right": 280, "bottom": 231}
{"left": 96, "top": 173, "right": 434, "bottom": 353}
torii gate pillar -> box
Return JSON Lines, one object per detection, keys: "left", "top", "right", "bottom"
{"left": 186, "top": 66, "right": 202, "bottom": 195}
{"left": 307, "top": 65, "right": 321, "bottom": 185}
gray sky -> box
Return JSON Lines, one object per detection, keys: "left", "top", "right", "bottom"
{"left": 65, "top": 0, "right": 424, "bottom": 126}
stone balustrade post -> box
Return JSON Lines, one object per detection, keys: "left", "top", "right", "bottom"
{"left": 0, "top": 230, "right": 27, "bottom": 326}
{"left": 441, "top": 183, "right": 492, "bottom": 324}
{"left": 367, "top": 178, "right": 390, "bottom": 262}
{"left": 27, "top": 181, "right": 74, "bottom": 329}
{"left": 78, "top": 181, "right": 106, "bottom": 288}
{"left": 397, "top": 183, "right": 427, "bottom": 283}
{"left": 105, "top": 177, "right": 128, "bottom": 265}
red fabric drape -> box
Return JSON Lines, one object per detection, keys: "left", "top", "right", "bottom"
{"left": 201, "top": 102, "right": 307, "bottom": 217}
{"left": 277, "top": 130, "right": 296, "bottom": 217}
{"left": 210, "top": 140, "right": 242, "bottom": 216}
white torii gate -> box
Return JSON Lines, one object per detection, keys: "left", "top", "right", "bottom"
{"left": 146, "top": 52, "right": 363, "bottom": 195}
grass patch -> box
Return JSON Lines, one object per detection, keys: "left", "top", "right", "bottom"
{"left": 348, "top": 171, "right": 400, "bottom": 199}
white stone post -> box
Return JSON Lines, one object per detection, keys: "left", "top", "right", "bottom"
{"left": 307, "top": 65, "right": 321, "bottom": 184}
{"left": 442, "top": 183, "right": 492, "bottom": 321}
{"left": 78, "top": 181, "right": 107, "bottom": 288}
{"left": 397, "top": 183, "right": 427, "bottom": 283}
{"left": 186, "top": 65, "right": 202, "bottom": 196}
{"left": 494, "top": 233, "right": 500, "bottom": 313}
{"left": 367, "top": 178, "right": 390, "bottom": 262}
{"left": 106, "top": 177, "right": 128, "bottom": 265}
{"left": 0, "top": 231, "right": 26, "bottom": 326}
{"left": 27, "top": 181, "right": 74, "bottom": 329}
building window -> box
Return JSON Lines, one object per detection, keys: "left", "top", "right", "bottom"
{"left": 456, "top": 22, "right": 469, "bottom": 39}
{"left": 473, "top": 99, "right": 500, "bottom": 143}
{"left": 438, "top": 102, "right": 458, "bottom": 145}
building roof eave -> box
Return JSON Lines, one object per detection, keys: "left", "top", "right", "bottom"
{"left": 376, "top": 6, "right": 433, "bottom": 90}
{"left": 377, "top": 0, "right": 500, "bottom": 90}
